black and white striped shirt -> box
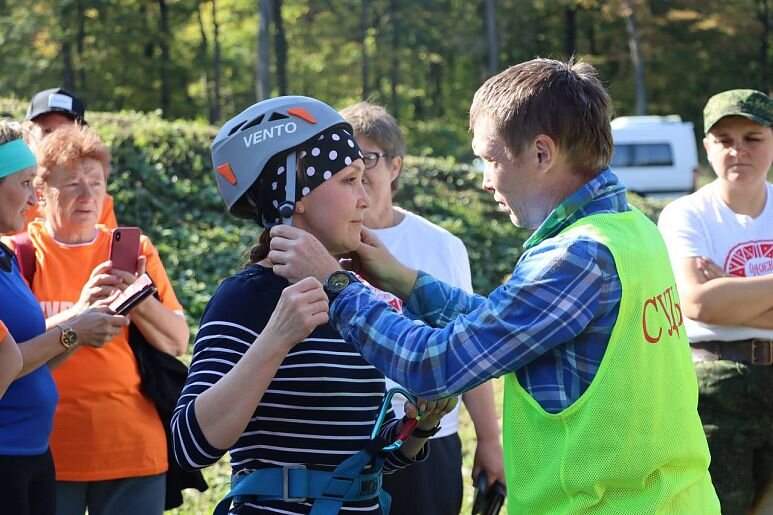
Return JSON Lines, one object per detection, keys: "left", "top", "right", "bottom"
{"left": 171, "top": 265, "right": 423, "bottom": 514}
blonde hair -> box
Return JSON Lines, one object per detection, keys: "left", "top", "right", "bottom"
{"left": 0, "top": 119, "right": 25, "bottom": 145}
{"left": 0, "top": 120, "right": 31, "bottom": 183}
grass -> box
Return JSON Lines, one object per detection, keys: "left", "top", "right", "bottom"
{"left": 169, "top": 377, "right": 509, "bottom": 515}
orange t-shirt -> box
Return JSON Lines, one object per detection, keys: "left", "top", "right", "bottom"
{"left": 21, "top": 194, "right": 117, "bottom": 232}
{"left": 21, "top": 220, "right": 183, "bottom": 481}
{"left": 0, "top": 320, "right": 7, "bottom": 342}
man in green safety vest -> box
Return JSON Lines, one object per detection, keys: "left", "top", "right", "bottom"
{"left": 269, "top": 58, "right": 721, "bottom": 514}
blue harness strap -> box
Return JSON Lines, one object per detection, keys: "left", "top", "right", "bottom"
{"left": 213, "top": 437, "right": 391, "bottom": 515}
{"left": 214, "top": 387, "right": 420, "bottom": 514}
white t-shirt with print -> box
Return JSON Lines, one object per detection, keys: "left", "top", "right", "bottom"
{"left": 372, "top": 207, "right": 473, "bottom": 438}
{"left": 658, "top": 180, "right": 773, "bottom": 342}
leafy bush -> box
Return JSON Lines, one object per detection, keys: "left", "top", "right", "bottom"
{"left": 401, "top": 118, "right": 475, "bottom": 161}
{"left": 1, "top": 97, "right": 667, "bottom": 342}
{"left": 396, "top": 157, "right": 531, "bottom": 291}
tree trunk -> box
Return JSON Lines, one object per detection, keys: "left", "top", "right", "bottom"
{"left": 360, "top": 0, "right": 369, "bottom": 99}
{"left": 622, "top": 0, "right": 647, "bottom": 115}
{"left": 59, "top": 2, "right": 75, "bottom": 91}
{"left": 158, "top": 0, "right": 171, "bottom": 118}
{"left": 61, "top": 40, "right": 76, "bottom": 91}
{"left": 484, "top": 0, "right": 498, "bottom": 76}
{"left": 273, "top": 0, "right": 287, "bottom": 95}
{"left": 196, "top": 2, "right": 212, "bottom": 123}
{"left": 389, "top": 0, "right": 399, "bottom": 115}
{"left": 431, "top": 61, "right": 443, "bottom": 116}
{"left": 757, "top": 0, "right": 770, "bottom": 90}
{"left": 76, "top": 0, "right": 86, "bottom": 91}
{"left": 585, "top": 11, "right": 598, "bottom": 55}
{"left": 257, "top": 0, "right": 272, "bottom": 101}
{"left": 212, "top": 0, "right": 222, "bottom": 122}
{"left": 565, "top": 4, "right": 577, "bottom": 59}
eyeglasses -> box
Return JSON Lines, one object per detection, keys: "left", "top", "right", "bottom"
{"left": 362, "top": 151, "right": 389, "bottom": 170}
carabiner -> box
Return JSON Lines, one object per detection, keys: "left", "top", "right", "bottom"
{"left": 372, "top": 386, "right": 422, "bottom": 452}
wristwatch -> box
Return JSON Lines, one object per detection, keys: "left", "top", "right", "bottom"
{"left": 323, "top": 270, "right": 360, "bottom": 302}
{"left": 58, "top": 324, "right": 78, "bottom": 350}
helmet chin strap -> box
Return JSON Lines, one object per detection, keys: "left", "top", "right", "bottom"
{"left": 277, "top": 152, "right": 296, "bottom": 225}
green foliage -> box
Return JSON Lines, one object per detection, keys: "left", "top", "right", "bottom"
{"left": 402, "top": 118, "right": 475, "bottom": 161}
{"left": 396, "top": 157, "right": 531, "bottom": 291}
{"left": 3, "top": 0, "right": 768, "bottom": 161}
{"left": 626, "top": 191, "right": 670, "bottom": 222}
{"left": 1, "top": 96, "right": 667, "bottom": 337}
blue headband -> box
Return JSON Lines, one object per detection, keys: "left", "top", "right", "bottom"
{"left": 0, "top": 139, "right": 37, "bottom": 179}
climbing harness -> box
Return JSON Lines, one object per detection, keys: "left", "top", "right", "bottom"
{"left": 213, "top": 387, "right": 421, "bottom": 514}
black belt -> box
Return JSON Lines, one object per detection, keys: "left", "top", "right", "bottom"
{"left": 691, "top": 339, "right": 773, "bottom": 366}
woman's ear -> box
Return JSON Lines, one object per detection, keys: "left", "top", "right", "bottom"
{"left": 389, "top": 155, "right": 403, "bottom": 182}
{"left": 295, "top": 200, "right": 305, "bottom": 214}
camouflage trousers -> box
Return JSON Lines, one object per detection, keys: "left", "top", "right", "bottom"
{"left": 695, "top": 360, "right": 773, "bottom": 515}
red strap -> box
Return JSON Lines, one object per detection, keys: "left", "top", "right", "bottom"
{"left": 9, "top": 232, "right": 36, "bottom": 286}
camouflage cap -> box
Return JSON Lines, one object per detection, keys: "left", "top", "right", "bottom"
{"left": 703, "top": 89, "right": 772, "bottom": 134}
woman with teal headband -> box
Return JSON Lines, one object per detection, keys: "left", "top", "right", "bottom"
{"left": 0, "top": 128, "right": 26, "bottom": 399}
{"left": 0, "top": 120, "right": 127, "bottom": 515}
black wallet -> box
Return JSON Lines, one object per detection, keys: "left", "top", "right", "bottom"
{"left": 471, "top": 470, "right": 506, "bottom": 515}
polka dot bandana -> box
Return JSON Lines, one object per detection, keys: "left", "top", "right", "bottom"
{"left": 255, "top": 127, "right": 364, "bottom": 226}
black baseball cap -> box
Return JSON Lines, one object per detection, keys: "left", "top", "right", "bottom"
{"left": 26, "top": 88, "right": 86, "bottom": 123}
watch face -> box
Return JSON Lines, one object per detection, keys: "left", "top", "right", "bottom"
{"left": 328, "top": 272, "right": 351, "bottom": 293}
{"left": 62, "top": 329, "right": 78, "bottom": 347}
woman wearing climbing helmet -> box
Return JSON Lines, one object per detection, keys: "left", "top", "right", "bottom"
{"left": 171, "top": 96, "right": 456, "bottom": 514}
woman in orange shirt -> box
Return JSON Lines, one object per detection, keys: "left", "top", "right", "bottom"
{"left": 22, "top": 125, "right": 189, "bottom": 515}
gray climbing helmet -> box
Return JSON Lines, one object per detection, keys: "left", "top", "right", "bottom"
{"left": 211, "top": 95, "right": 352, "bottom": 225}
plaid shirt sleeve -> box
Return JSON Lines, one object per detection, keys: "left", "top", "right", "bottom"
{"left": 330, "top": 237, "right": 610, "bottom": 400}
{"left": 399, "top": 271, "right": 487, "bottom": 327}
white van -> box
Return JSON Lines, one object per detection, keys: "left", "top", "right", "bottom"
{"left": 610, "top": 115, "right": 698, "bottom": 196}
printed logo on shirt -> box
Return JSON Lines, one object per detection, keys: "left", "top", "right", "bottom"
{"left": 642, "top": 285, "right": 684, "bottom": 344}
{"left": 40, "top": 300, "right": 74, "bottom": 317}
{"left": 724, "top": 240, "right": 773, "bottom": 277}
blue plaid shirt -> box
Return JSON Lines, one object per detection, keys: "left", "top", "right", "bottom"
{"left": 332, "top": 169, "right": 629, "bottom": 413}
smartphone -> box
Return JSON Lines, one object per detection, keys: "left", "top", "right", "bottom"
{"left": 109, "top": 227, "right": 141, "bottom": 273}
{"left": 109, "top": 273, "right": 157, "bottom": 315}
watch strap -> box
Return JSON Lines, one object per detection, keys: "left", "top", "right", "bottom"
{"left": 403, "top": 416, "right": 441, "bottom": 438}
{"left": 323, "top": 270, "right": 359, "bottom": 301}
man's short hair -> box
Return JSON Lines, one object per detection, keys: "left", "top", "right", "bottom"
{"left": 469, "top": 58, "right": 614, "bottom": 177}
{"left": 33, "top": 125, "right": 110, "bottom": 187}
{"left": 340, "top": 102, "right": 405, "bottom": 192}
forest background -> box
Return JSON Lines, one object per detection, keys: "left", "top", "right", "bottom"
{"left": 0, "top": 0, "right": 770, "bottom": 513}
{"left": 1, "top": 0, "right": 770, "bottom": 157}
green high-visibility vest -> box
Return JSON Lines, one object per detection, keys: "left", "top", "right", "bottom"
{"left": 503, "top": 209, "right": 719, "bottom": 514}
